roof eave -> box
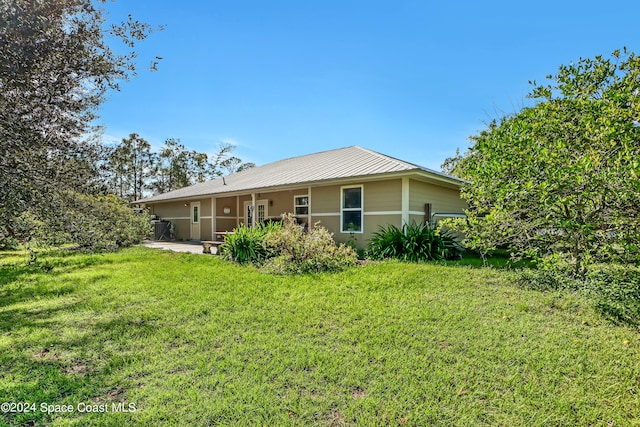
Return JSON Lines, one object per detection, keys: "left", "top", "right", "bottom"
{"left": 138, "top": 169, "right": 465, "bottom": 204}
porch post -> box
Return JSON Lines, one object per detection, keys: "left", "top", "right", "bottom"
{"left": 308, "top": 186, "right": 312, "bottom": 230}
{"left": 251, "top": 192, "right": 257, "bottom": 227}
{"left": 401, "top": 177, "right": 410, "bottom": 226}
{"left": 236, "top": 196, "right": 240, "bottom": 228}
{"left": 211, "top": 197, "right": 216, "bottom": 239}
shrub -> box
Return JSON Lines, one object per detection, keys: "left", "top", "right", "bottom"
{"left": 582, "top": 264, "right": 640, "bottom": 326}
{"left": 513, "top": 256, "right": 579, "bottom": 291}
{"left": 8, "top": 193, "right": 150, "bottom": 251}
{"left": 260, "top": 214, "right": 357, "bottom": 274}
{"left": 514, "top": 262, "right": 640, "bottom": 327}
{"left": 222, "top": 221, "right": 282, "bottom": 264}
{"left": 61, "top": 193, "right": 151, "bottom": 250}
{"left": 367, "top": 222, "right": 462, "bottom": 262}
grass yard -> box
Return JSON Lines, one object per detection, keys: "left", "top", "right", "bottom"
{"left": 1, "top": 247, "right": 639, "bottom": 426}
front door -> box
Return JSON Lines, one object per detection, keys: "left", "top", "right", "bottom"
{"left": 190, "top": 202, "right": 201, "bottom": 240}
{"left": 244, "top": 200, "right": 268, "bottom": 227}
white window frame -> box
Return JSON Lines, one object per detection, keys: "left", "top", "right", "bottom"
{"left": 294, "top": 195, "right": 309, "bottom": 217}
{"left": 340, "top": 185, "right": 363, "bottom": 233}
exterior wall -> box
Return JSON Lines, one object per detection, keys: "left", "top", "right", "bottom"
{"left": 309, "top": 185, "right": 342, "bottom": 244}
{"left": 148, "top": 201, "right": 190, "bottom": 240}
{"left": 200, "top": 220, "right": 212, "bottom": 242}
{"left": 146, "top": 176, "right": 464, "bottom": 246}
{"left": 409, "top": 179, "right": 467, "bottom": 224}
{"left": 363, "top": 179, "right": 402, "bottom": 212}
{"left": 149, "top": 199, "right": 213, "bottom": 240}
{"left": 237, "top": 195, "right": 251, "bottom": 226}
{"left": 216, "top": 196, "right": 240, "bottom": 233}
{"left": 262, "top": 188, "right": 309, "bottom": 219}
{"left": 171, "top": 219, "right": 190, "bottom": 240}
{"left": 200, "top": 199, "right": 212, "bottom": 218}
{"left": 311, "top": 185, "right": 340, "bottom": 214}
{"left": 149, "top": 200, "right": 190, "bottom": 220}
{"left": 311, "top": 180, "right": 402, "bottom": 248}
{"left": 359, "top": 213, "right": 402, "bottom": 246}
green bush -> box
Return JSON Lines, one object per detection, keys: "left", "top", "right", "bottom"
{"left": 260, "top": 214, "right": 358, "bottom": 274}
{"left": 9, "top": 193, "right": 150, "bottom": 251}
{"left": 583, "top": 265, "right": 640, "bottom": 326}
{"left": 222, "top": 221, "right": 283, "bottom": 264}
{"left": 514, "top": 262, "right": 640, "bottom": 327}
{"left": 367, "top": 222, "right": 462, "bottom": 262}
{"left": 513, "top": 257, "right": 579, "bottom": 291}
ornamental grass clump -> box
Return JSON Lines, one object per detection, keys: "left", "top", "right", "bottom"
{"left": 222, "top": 221, "right": 283, "bottom": 264}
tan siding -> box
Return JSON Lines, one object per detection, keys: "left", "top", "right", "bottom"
{"left": 315, "top": 215, "right": 341, "bottom": 238}
{"left": 254, "top": 188, "right": 308, "bottom": 219}
{"left": 362, "top": 214, "right": 402, "bottom": 246}
{"left": 215, "top": 218, "right": 238, "bottom": 233}
{"left": 265, "top": 191, "right": 291, "bottom": 218}
{"left": 363, "top": 179, "right": 402, "bottom": 212}
{"left": 172, "top": 219, "right": 190, "bottom": 240}
{"left": 311, "top": 185, "right": 340, "bottom": 214}
{"left": 150, "top": 201, "right": 189, "bottom": 219}
{"left": 216, "top": 196, "right": 238, "bottom": 217}
{"left": 200, "top": 198, "right": 212, "bottom": 217}
{"left": 200, "top": 221, "right": 212, "bottom": 241}
{"left": 409, "top": 179, "right": 467, "bottom": 214}
{"left": 409, "top": 214, "right": 425, "bottom": 224}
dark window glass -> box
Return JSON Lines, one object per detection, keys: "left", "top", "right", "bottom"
{"left": 342, "top": 211, "right": 362, "bottom": 232}
{"left": 343, "top": 187, "right": 361, "bottom": 209}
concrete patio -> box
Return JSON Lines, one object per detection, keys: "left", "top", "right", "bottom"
{"left": 142, "top": 240, "right": 209, "bottom": 254}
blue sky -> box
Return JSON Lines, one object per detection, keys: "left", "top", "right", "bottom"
{"left": 98, "top": 0, "right": 640, "bottom": 171}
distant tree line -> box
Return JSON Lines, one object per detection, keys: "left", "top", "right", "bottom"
{"left": 102, "top": 134, "right": 255, "bottom": 202}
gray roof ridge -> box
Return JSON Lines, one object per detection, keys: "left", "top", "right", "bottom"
{"left": 353, "top": 145, "right": 419, "bottom": 170}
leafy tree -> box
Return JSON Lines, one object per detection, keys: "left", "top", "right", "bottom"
{"left": 105, "top": 133, "right": 154, "bottom": 201}
{"left": 220, "top": 156, "right": 256, "bottom": 175}
{"left": 150, "top": 138, "right": 191, "bottom": 193}
{"left": 149, "top": 140, "right": 255, "bottom": 195}
{"left": 454, "top": 49, "right": 640, "bottom": 274}
{"left": 440, "top": 148, "right": 468, "bottom": 178}
{"left": 0, "top": 0, "right": 157, "bottom": 237}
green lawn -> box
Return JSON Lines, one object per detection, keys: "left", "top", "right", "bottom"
{"left": 1, "top": 247, "right": 638, "bottom": 426}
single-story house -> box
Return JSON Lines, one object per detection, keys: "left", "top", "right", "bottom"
{"left": 136, "top": 146, "right": 467, "bottom": 249}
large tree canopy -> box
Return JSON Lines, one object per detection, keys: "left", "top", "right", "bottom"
{"left": 456, "top": 49, "right": 640, "bottom": 273}
{"left": 0, "top": 0, "right": 155, "bottom": 231}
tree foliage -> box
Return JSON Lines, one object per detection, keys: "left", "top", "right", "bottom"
{"left": 440, "top": 148, "right": 469, "bottom": 178}
{"left": 453, "top": 49, "right": 640, "bottom": 274}
{"left": 105, "top": 133, "right": 154, "bottom": 201}
{"left": 0, "top": 0, "right": 156, "bottom": 237}
{"left": 104, "top": 137, "right": 256, "bottom": 199}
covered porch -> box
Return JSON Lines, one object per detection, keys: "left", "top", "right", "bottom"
{"left": 143, "top": 186, "right": 315, "bottom": 242}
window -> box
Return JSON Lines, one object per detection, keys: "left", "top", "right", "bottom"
{"left": 294, "top": 195, "right": 309, "bottom": 216}
{"left": 192, "top": 205, "right": 199, "bottom": 223}
{"left": 257, "top": 204, "right": 266, "bottom": 223}
{"left": 341, "top": 186, "right": 362, "bottom": 233}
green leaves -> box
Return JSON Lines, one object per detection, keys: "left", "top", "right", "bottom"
{"left": 456, "top": 49, "right": 640, "bottom": 274}
{"left": 367, "top": 222, "right": 461, "bottom": 262}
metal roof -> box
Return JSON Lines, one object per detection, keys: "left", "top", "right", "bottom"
{"left": 137, "top": 146, "right": 464, "bottom": 203}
